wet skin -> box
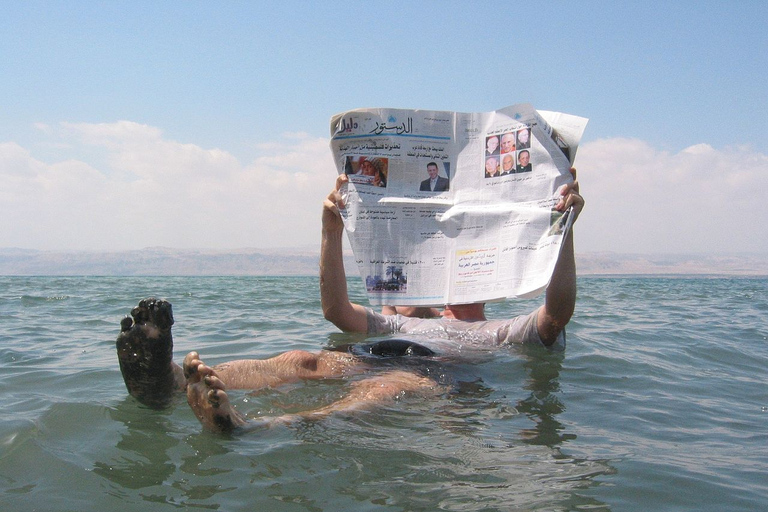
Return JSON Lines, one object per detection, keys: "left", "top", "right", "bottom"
{"left": 183, "top": 351, "right": 247, "bottom": 432}
{"left": 116, "top": 298, "right": 185, "bottom": 409}
{"left": 116, "top": 298, "right": 442, "bottom": 433}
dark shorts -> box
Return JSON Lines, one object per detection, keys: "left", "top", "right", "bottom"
{"left": 329, "top": 338, "right": 436, "bottom": 358}
{"left": 326, "top": 338, "right": 485, "bottom": 391}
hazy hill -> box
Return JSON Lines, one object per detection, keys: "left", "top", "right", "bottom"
{"left": 0, "top": 247, "right": 766, "bottom": 276}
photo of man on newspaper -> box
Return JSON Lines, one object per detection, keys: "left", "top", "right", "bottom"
{"left": 419, "top": 161, "right": 450, "bottom": 192}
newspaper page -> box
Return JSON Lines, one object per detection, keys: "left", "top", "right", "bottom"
{"left": 329, "top": 103, "right": 588, "bottom": 306}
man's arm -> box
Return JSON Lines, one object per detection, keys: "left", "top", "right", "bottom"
{"left": 320, "top": 175, "right": 370, "bottom": 333}
{"left": 537, "top": 169, "right": 584, "bottom": 345}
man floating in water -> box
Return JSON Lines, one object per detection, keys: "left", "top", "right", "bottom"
{"left": 117, "top": 297, "right": 442, "bottom": 431}
{"left": 116, "top": 172, "right": 584, "bottom": 432}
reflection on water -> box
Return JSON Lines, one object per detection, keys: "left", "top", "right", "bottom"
{"left": 516, "top": 346, "right": 576, "bottom": 447}
{"left": 95, "top": 400, "right": 184, "bottom": 489}
{"left": 95, "top": 398, "right": 239, "bottom": 507}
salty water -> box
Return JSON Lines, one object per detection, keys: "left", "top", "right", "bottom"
{"left": 0, "top": 275, "right": 766, "bottom": 511}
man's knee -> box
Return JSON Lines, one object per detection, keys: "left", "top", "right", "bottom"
{"left": 277, "top": 350, "right": 319, "bottom": 372}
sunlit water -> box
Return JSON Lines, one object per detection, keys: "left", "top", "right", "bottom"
{"left": 0, "top": 276, "right": 766, "bottom": 511}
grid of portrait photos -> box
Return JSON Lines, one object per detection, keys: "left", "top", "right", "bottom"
{"left": 483, "top": 126, "right": 532, "bottom": 179}
{"left": 344, "top": 155, "right": 389, "bottom": 187}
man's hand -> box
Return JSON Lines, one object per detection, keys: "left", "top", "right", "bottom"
{"left": 555, "top": 167, "right": 584, "bottom": 223}
{"left": 322, "top": 174, "right": 348, "bottom": 233}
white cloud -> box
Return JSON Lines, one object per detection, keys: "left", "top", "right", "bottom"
{"left": 574, "top": 138, "right": 767, "bottom": 253}
{"left": 0, "top": 122, "right": 337, "bottom": 250}
{"left": 1, "top": 125, "right": 766, "bottom": 254}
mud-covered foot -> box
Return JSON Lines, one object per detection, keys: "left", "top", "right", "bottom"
{"left": 184, "top": 352, "right": 246, "bottom": 433}
{"left": 116, "top": 298, "right": 185, "bottom": 409}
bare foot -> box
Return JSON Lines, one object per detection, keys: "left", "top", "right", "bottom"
{"left": 116, "top": 298, "right": 185, "bottom": 408}
{"left": 184, "top": 352, "right": 247, "bottom": 433}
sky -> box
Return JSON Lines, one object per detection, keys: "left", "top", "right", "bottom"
{"left": 1, "top": 1, "right": 766, "bottom": 254}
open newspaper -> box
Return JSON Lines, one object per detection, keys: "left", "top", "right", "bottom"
{"left": 329, "top": 103, "right": 588, "bottom": 306}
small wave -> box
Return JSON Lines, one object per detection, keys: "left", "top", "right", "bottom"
{"left": 19, "top": 295, "right": 70, "bottom": 306}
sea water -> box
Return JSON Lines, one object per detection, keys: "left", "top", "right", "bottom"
{"left": 0, "top": 275, "right": 765, "bottom": 511}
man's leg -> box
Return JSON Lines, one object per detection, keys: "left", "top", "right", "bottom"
{"left": 297, "top": 369, "right": 441, "bottom": 418}
{"left": 211, "top": 349, "right": 362, "bottom": 390}
{"left": 183, "top": 350, "right": 364, "bottom": 432}
{"left": 183, "top": 352, "right": 442, "bottom": 433}
{"left": 116, "top": 297, "right": 361, "bottom": 408}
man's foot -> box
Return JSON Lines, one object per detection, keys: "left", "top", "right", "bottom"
{"left": 116, "top": 298, "right": 185, "bottom": 409}
{"left": 184, "top": 352, "right": 247, "bottom": 433}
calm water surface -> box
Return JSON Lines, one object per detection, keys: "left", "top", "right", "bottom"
{"left": 0, "top": 276, "right": 766, "bottom": 511}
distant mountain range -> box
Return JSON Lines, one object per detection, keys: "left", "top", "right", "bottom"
{"left": 575, "top": 252, "right": 768, "bottom": 276}
{"left": 0, "top": 247, "right": 766, "bottom": 276}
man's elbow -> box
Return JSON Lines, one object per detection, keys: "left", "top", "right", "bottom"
{"left": 538, "top": 307, "right": 573, "bottom": 346}
{"left": 323, "top": 304, "right": 356, "bottom": 332}
{"left": 322, "top": 304, "right": 343, "bottom": 326}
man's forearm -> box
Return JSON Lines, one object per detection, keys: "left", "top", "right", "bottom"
{"left": 320, "top": 225, "right": 368, "bottom": 332}
{"left": 538, "top": 230, "right": 577, "bottom": 343}
{"left": 320, "top": 227, "right": 348, "bottom": 318}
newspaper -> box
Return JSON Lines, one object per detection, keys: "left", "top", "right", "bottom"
{"left": 329, "top": 103, "right": 588, "bottom": 306}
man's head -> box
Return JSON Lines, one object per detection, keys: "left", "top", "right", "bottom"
{"left": 485, "top": 157, "right": 498, "bottom": 175}
{"left": 518, "top": 150, "right": 530, "bottom": 167}
{"left": 517, "top": 128, "right": 529, "bottom": 145}
{"left": 502, "top": 154, "right": 515, "bottom": 172}
{"left": 501, "top": 133, "right": 516, "bottom": 153}
{"left": 392, "top": 306, "right": 442, "bottom": 318}
{"left": 443, "top": 302, "right": 486, "bottom": 321}
{"left": 486, "top": 136, "right": 499, "bottom": 153}
{"left": 427, "top": 162, "right": 439, "bottom": 179}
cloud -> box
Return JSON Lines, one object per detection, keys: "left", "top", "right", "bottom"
{"left": 575, "top": 138, "right": 767, "bottom": 253}
{"left": 0, "top": 122, "right": 337, "bottom": 250}
{"left": 1, "top": 124, "right": 766, "bottom": 254}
